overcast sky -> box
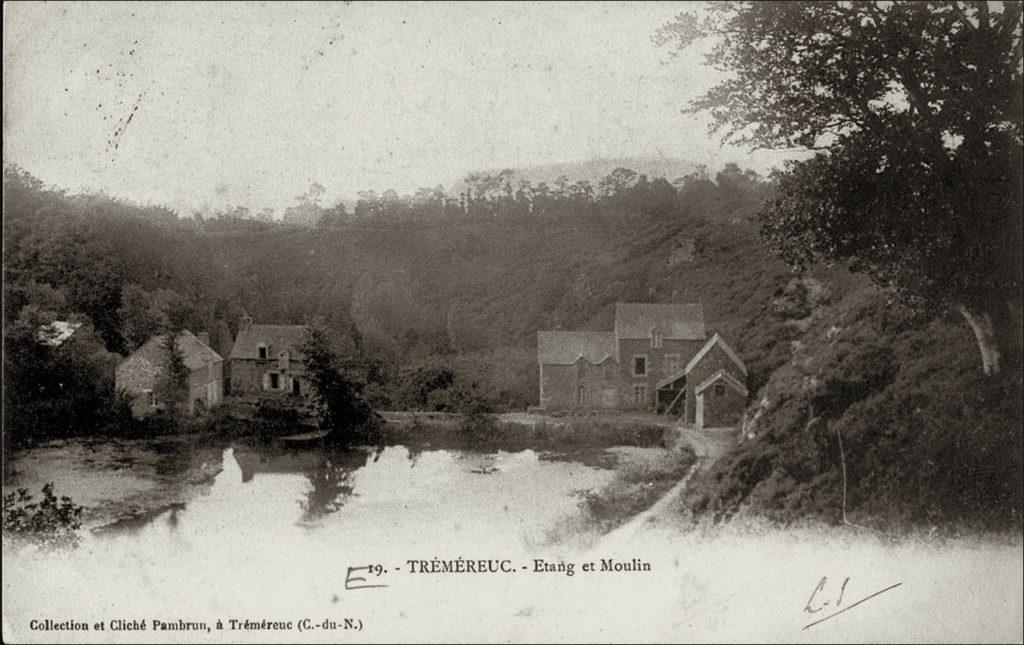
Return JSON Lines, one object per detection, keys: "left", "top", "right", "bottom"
{"left": 4, "top": 1, "right": 796, "bottom": 216}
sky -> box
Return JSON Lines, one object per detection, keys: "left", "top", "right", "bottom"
{"left": 3, "top": 1, "right": 798, "bottom": 216}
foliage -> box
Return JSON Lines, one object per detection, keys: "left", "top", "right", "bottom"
{"left": 3, "top": 483, "right": 83, "bottom": 550}
{"left": 2, "top": 305, "right": 122, "bottom": 448}
{"left": 378, "top": 414, "right": 671, "bottom": 452}
{"left": 658, "top": 1, "right": 1023, "bottom": 372}
{"left": 117, "top": 284, "right": 194, "bottom": 351}
{"left": 3, "top": 161, "right": 780, "bottom": 447}
{"left": 580, "top": 447, "right": 696, "bottom": 533}
{"left": 685, "top": 287, "right": 1024, "bottom": 532}
{"left": 255, "top": 397, "right": 302, "bottom": 425}
{"left": 460, "top": 409, "right": 498, "bottom": 441}
{"left": 298, "top": 321, "right": 377, "bottom": 440}
{"left": 154, "top": 331, "right": 190, "bottom": 418}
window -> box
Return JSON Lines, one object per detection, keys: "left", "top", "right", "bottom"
{"left": 143, "top": 389, "right": 155, "bottom": 407}
{"left": 632, "top": 355, "right": 647, "bottom": 377}
{"left": 576, "top": 385, "right": 587, "bottom": 405}
{"left": 650, "top": 331, "right": 662, "bottom": 348}
{"left": 714, "top": 382, "right": 727, "bottom": 397}
{"left": 258, "top": 345, "right": 268, "bottom": 360}
{"left": 633, "top": 384, "right": 647, "bottom": 406}
{"left": 269, "top": 373, "right": 280, "bottom": 390}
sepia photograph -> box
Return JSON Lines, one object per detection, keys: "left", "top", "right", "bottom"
{"left": 2, "top": 1, "right": 1022, "bottom": 642}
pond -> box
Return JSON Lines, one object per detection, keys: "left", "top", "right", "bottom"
{"left": 3, "top": 438, "right": 1022, "bottom": 643}
{"left": 1, "top": 437, "right": 637, "bottom": 641}
{"left": 3, "top": 438, "right": 624, "bottom": 539}
{"left": 96, "top": 442, "right": 618, "bottom": 547}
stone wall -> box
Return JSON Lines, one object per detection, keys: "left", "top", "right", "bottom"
{"left": 537, "top": 334, "right": 747, "bottom": 425}
{"left": 230, "top": 358, "right": 308, "bottom": 398}
{"left": 186, "top": 359, "right": 224, "bottom": 415}
{"left": 116, "top": 355, "right": 223, "bottom": 418}
{"left": 539, "top": 360, "right": 621, "bottom": 410}
{"left": 615, "top": 337, "right": 705, "bottom": 410}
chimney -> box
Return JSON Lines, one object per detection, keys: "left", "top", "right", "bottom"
{"left": 239, "top": 315, "right": 253, "bottom": 333}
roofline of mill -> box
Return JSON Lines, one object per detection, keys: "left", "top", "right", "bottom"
{"left": 695, "top": 369, "right": 749, "bottom": 397}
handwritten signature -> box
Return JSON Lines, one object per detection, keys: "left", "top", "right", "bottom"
{"left": 803, "top": 576, "right": 902, "bottom": 630}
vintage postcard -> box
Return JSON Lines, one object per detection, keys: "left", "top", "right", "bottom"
{"left": 2, "top": 1, "right": 1022, "bottom": 643}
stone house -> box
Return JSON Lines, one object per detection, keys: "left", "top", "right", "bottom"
{"left": 115, "top": 330, "right": 224, "bottom": 418}
{"left": 536, "top": 303, "right": 748, "bottom": 427}
{"left": 229, "top": 317, "right": 309, "bottom": 397}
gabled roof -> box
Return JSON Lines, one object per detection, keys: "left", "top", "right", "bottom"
{"left": 614, "top": 303, "right": 705, "bottom": 340}
{"left": 685, "top": 332, "right": 747, "bottom": 376}
{"left": 126, "top": 330, "right": 222, "bottom": 372}
{"left": 230, "top": 324, "right": 309, "bottom": 360}
{"left": 37, "top": 321, "right": 82, "bottom": 347}
{"left": 537, "top": 331, "right": 616, "bottom": 365}
{"left": 654, "top": 332, "right": 748, "bottom": 388}
{"left": 696, "top": 369, "right": 749, "bottom": 397}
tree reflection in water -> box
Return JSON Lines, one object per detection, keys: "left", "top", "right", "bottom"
{"left": 231, "top": 445, "right": 369, "bottom": 521}
{"left": 300, "top": 454, "right": 357, "bottom": 520}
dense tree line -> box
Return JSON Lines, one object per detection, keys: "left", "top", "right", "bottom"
{"left": 2, "top": 162, "right": 775, "bottom": 446}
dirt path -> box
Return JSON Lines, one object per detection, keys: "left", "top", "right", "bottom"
{"left": 590, "top": 425, "right": 736, "bottom": 552}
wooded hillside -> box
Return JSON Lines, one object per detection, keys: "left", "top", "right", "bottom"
{"left": 3, "top": 161, "right": 1020, "bottom": 530}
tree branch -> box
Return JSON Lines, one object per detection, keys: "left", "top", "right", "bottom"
{"left": 951, "top": 2, "right": 978, "bottom": 30}
{"left": 975, "top": 0, "right": 991, "bottom": 30}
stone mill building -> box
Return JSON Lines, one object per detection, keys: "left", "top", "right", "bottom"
{"left": 536, "top": 303, "right": 747, "bottom": 428}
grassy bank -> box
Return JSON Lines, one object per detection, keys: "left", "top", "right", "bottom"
{"left": 544, "top": 445, "right": 697, "bottom": 546}
{"left": 682, "top": 286, "right": 1024, "bottom": 535}
{"left": 378, "top": 412, "right": 673, "bottom": 451}
{"left": 580, "top": 446, "right": 697, "bottom": 532}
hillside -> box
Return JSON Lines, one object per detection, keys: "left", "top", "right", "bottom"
{"left": 3, "top": 164, "right": 1021, "bottom": 532}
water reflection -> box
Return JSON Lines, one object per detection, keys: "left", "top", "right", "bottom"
{"left": 232, "top": 445, "right": 367, "bottom": 520}
{"left": 85, "top": 443, "right": 618, "bottom": 555}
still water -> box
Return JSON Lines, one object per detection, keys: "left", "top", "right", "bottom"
{"left": 94, "top": 443, "right": 616, "bottom": 550}
{"left": 3, "top": 440, "right": 628, "bottom": 642}
{"left": 4, "top": 440, "right": 1022, "bottom": 643}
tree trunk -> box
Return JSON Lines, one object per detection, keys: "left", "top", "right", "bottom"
{"left": 959, "top": 306, "right": 1002, "bottom": 375}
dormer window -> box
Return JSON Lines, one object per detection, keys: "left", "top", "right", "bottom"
{"left": 258, "top": 344, "right": 268, "bottom": 359}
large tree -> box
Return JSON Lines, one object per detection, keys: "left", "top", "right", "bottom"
{"left": 658, "top": 1, "right": 1023, "bottom": 374}
{"left": 299, "top": 321, "right": 376, "bottom": 440}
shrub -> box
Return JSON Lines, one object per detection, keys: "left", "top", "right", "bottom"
{"left": 460, "top": 410, "right": 497, "bottom": 441}
{"left": 255, "top": 398, "right": 302, "bottom": 427}
{"left": 3, "top": 483, "right": 83, "bottom": 550}
{"left": 685, "top": 290, "right": 1024, "bottom": 533}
